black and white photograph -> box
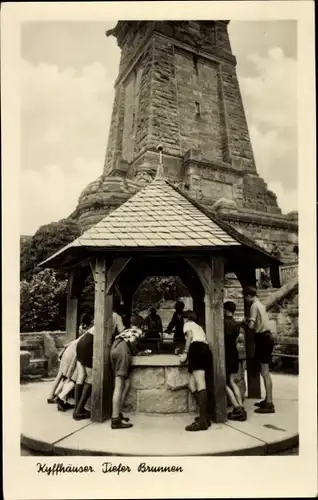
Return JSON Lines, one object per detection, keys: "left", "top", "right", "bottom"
{"left": 2, "top": 2, "right": 316, "bottom": 499}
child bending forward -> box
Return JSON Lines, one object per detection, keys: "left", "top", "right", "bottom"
{"left": 180, "top": 311, "right": 213, "bottom": 432}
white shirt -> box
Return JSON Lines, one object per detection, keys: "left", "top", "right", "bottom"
{"left": 183, "top": 320, "right": 208, "bottom": 344}
{"left": 249, "top": 299, "right": 271, "bottom": 333}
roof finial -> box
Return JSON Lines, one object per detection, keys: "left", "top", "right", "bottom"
{"left": 155, "top": 143, "right": 165, "bottom": 180}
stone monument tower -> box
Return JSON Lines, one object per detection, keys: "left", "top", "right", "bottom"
{"left": 73, "top": 21, "right": 298, "bottom": 262}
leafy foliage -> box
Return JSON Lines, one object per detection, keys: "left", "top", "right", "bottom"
{"left": 133, "top": 276, "right": 188, "bottom": 311}
{"left": 20, "top": 219, "right": 81, "bottom": 331}
{"left": 20, "top": 219, "right": 81, "bottom": 281}
{"left": 20, "top": 269, "right": 68, "bottom": 332}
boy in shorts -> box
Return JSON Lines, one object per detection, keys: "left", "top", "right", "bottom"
{"left": 224, "top": 301, "right": 247, "bottom": 421}
{"left": 242, "top": 286, "right": 275, "bottom": 414}
{"left": 110, "top": 314, "right": 144, "bottom": 429}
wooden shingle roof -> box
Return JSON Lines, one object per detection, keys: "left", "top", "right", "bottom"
{"left": 40, "top": 173, "right": 281, "bottom": 269}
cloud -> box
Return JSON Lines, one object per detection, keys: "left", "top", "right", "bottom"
{"left": 20, "top": 59, "right": 115, "bottom": 234}
{"left": 20, "top": 159, "right": 101, "bottom": 235}
{"left": 239, "top": 47, "right": 297, "bottom": 211}
{"left": 20, "top": 35, "right": 298, "bottom": 234}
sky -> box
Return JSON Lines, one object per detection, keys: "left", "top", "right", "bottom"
{"left": 20, "top": 20, "right": 297, "bottom": 235}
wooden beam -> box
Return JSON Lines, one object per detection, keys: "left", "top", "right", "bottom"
{"left": 66, "top": 297, "right": 79, "bottom": 343}
{"left": 65, "top": 270, "right": 79, "bottom": 343}
{"left": 205, "top": 255, "right": 227, "bottom": 423}
{"left": 105, "top": 256, "right": 131, "bottom": 294}
{"left": 91, "top": 255, "right": 114, "bottom": 422}
{"left": 185, "top": 256, "right": 211, "bottom": 292}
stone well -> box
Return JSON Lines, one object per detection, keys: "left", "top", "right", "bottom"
{"left": 123, "top": 355, "right": 197, "bottom": 414}
{"left": 123, "top": 354, "right": 247, "bottom": 414}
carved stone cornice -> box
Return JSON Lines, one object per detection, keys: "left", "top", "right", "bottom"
{"left": 220, "top": 210, "right": 298, "bottom": 232}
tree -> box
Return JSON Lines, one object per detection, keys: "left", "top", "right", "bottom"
{"left": 20, "top": 218, "right": 81, "bottom": 281}
{"left": 133, "top": 276, "right": 188, "bottom": 311}
{"left": 20, "top": 269, "right": 68, "bottom": 332}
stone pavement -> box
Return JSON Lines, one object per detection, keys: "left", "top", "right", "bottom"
{"left": 21, "top": 374, "right": 298, "bottom": 456}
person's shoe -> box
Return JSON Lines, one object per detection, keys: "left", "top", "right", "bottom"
{"left": 111, "top": 417, "right": 133, "bottom": 429}
{"left": 119, "top": 412, "right": 130, "bottom": 422}
{"left": 254, "top": 402, "right": 275, "bottom": 414}
{"left": 254, "top": 399, "right": 267, "bottom": 408}
{"left": 185, "top": 420, "right": 209, "bottom": 431}
{"left": 57, "top": 398, "right": 75, "bottom": 411}
{"left": 47, "top": 397, "right": 57, "bottom": 404}
{"left": 194, "top": 416, "right": 212, "bottom": 427}
{"left": 73, "top": 410, "right": 91, "bottom": 420}
{"left": 228, "top": 407, "right": 247, "bottom": 421}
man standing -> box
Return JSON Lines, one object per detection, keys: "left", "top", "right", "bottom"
{"left": 166, "top": 301, "right": 185, "bottom": 349}
{"left": 242, "top": 286, "right": 275, "bottom": 414}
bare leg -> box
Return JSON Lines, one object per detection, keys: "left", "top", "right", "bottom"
{"left": 121, "top": 378, "right": 130, "bottom": 410}
{"left": 260, "top": 363, "right": 273, "bottom": 403}
{"left": 47, "top": 370, "right": 64, "bottom": 401}
{"left": 229, "top": 374, "right": 243, "bottom": 407}
{"left": 193, "top": 370, "right": 206, "bottom": 392}
{"left": 186, "top": 370, "right": 208, "bottom": 431}
{"left": 54, "top": 378, "right": 65, "bottom": 397}
{"left": 59, "top": 380, "right": 75, "bottom": 402}
{"left": 226, "top": 385, "right": 240, "bottom": 409}
{"left": 188, "top": 374, "right": 196, "bottom": 394}
{"left": 112, "top": 376, "right": 124, "bottom": 418}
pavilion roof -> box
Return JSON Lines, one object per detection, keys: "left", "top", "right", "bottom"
{"left": 40, "top": 172, "right": 282, "bottom": 269}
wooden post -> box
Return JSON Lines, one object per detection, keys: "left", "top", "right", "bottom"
{"left": 65, "top": 270, "right": 79, "bottom": 343}
{"left": 205, "top": 255, "right": 227, "bottom": 423}
{"left": 91, "top": 256, "right": 114, "bottom": 422}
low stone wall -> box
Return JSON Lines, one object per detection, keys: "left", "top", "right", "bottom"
{"left": 20, "top": 331, "right": 67, "bottom": 378}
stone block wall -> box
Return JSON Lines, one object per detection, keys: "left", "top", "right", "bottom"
{"left": 268, "top": 289, "right": 298, "bottom": 339}
{"left": 221, "top": 63, "right": 256, "bottom": 173}
{"left": 123, "top": 361, "right": 191, "bottom": 413}
{"left": 20, "top": 332, "right": 67, "bottom": 377}
{"left": 225, "top": 217, "right": 298, "bottom": 263}
{"left": 123, "top": 355, "right": 246, "bottom": 414}
{"left": 174, "top": 49, "right": 223, "bottom": 160}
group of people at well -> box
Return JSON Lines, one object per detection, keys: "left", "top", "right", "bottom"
{"left": 47, "top": 286, "right": 275, "bottom": 432}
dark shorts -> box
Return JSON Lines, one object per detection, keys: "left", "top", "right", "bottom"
{"left": 76, "top": 332, "right": 93, "bottom": 369}
{"left": 110, "top": 338, "right": 132, "bottom": 378}
{"left": 255, "top": 331, "right": 274, "bottom": 364}
{"left": 188, "top": 341, "right": 212, "bottom": 374}
{"left": 225, "top": 351, "right": 240, "bottom": 379}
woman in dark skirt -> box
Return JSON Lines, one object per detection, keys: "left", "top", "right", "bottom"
{"left": 73, "top": 311, "right": 125, "bottom": 420}
{"left": 179, "top": 311, "right": 213, "bottom": 431}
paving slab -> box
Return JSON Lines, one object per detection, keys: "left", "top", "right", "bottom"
{"left": 53, "top": 413, "right": 265, "bottom": 456}
{"left": 21, "top": 374, "right": 298, "bottom": 456}
{"left": 225, "top": 398, "right": 298, "bottom": 454}
{"left": 21, "top": 381, "right": 91, "bottom": 451}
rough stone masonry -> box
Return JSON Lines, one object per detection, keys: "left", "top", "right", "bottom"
{"left": 71, "top": 21, "right": 298, "bottom": 262}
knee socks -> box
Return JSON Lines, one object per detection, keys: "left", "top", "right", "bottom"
{"left": 74, "top": 383, "right": 92, "bottom": 416}
{"left": 197, "top": 389, "right": 208, "bottom": 425}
